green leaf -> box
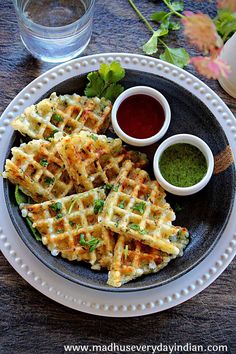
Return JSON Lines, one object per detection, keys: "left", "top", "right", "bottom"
{"left": 151, "top": 11, "right": 169, "bottom": 23}
{"left": 84, "top": 61, "right": 125, "bottom": 102}
{"left": 143, "top": 32, "right": 159, "bottom": 55}
{"left": 118, "top": 200, "right": 126, "bottom": 209}
{"left": 99, "top": 62, "right": 125, "bottom": 84}
{"left": 214, "top": 9, "right": 236, "bottom": 42}
{"left": 79, "top": 234, "right": 100, "bottom": 252}
{"left": 26, "top": 219, "right": 42, "bottom": 241}
{"left": 93, "top": 199, "right": 105, "bottom": 214}
{"left": 51, "top": 113, "right": 63, "bottom": 122}
{"left": 132, "top": 202, "right": 146, "bottom": 215}
{"left": 15, "top": 186, "right": 41, "bottom": 241}
{"left": 15, "top": 185, "right": 29, "bottom": 204}
{"left": 50, "top": 202, "right": 62, "bottom": 213}
{"left": 103, "top": 83, "right": 124, "bottom": 102}
{"left": 84, "top": 72, "right": 105, "bottom": 98}
{"left": 171, "top": 1, "right": 184, "bottom": 12}
{"left": 40, "top": 158, "right": 48, "bottom": 167}
{"left": 168, "top": 21, "right": 181, "bottom": 30}
{"left": 160, "top": 47, "right": 189, "bottom": 68}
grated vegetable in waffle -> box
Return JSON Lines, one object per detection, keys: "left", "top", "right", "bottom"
{"left": 20, "top": 188, "right": 115, "bottom": 269}
{"left": 11, "top": 92, "right": 112, "bottom": 140}
{"left": 107, "top": 227, "right": 189, "bottom": 287}
{"left": 3, "top": 139, "right": 74, "bottom": 202}
{"left": 101, "top": 160, "right": 181, "bottom": 255}
{"left": 56, "top": 131, "right": 148, "bottom": 193}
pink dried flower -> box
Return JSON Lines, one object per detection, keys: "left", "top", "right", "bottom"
{"left": 217, "top": 0, "right": 236, "bottom": 12}
{"left": 182, "top": 12, "right": 221, "bottom": 52}
{"left": 190, "top": 56, "right": 231, "bottom": 79}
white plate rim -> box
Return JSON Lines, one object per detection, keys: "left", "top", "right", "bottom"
{"left": 0, "top": 52, "right": 235, "bottom": 317}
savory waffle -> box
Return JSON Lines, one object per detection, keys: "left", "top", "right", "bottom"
{"left": 56, "top": 131, "right": 148, "bottom": 193}
{"left": 3, "top": 139, "right": 74, "bottom": 202}
{"left": 11, "top": 92, "right": 112, "bottom": 140}
{"left": 107, "top": 227, "right": 189, "bottom": 287}
{"left": 20, "top": 188, "right": 115, "bottom": 269}
{"left": 101, "top": 160, "right": 181, "bottom": 255}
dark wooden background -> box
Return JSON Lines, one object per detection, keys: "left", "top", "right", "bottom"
{"left": 0, "top": 1, "right": 235, "bottom": 353}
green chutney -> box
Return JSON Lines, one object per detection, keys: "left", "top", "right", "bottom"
{"left": 159, "top": 143, "right": 208, "bottom": 187}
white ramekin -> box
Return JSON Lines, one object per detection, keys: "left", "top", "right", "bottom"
{"left": 111, "top": 86, "right": 171, "bottom": 147}
{"left": 153, "top": 134, "right": 214, "bottom": 196}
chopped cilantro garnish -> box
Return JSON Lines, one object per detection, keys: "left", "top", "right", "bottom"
{"left": 129, "top": 223, "right": 141, "bottom": 232}
{"left": 40, "top": 158, "right": 48, "bottom": 167}
{"left": 45, "top": 177, "right": 55, "bottom": 185}
{"left": 90, "top": 134, "right": 98, "bottom": 141}
{"left": 51, "top": 113, "right": 63, "bottom": 122}
{"left": 56, "top": 229, "right": 64, "bottom": 234}
{"left": 118, "top": 200, "right": 126, "bottom": 209}
{"left": 94, "top": 199, "right": 104, "bottom": 214}
{"left": 50, "top": 202, "right": 62, "bottom": 212}
{"left": 124, "top": 245, "right": 129, "bottom": 260}
{"left": 46, "top": 129, "right": 58, "bottom": 141}
{"left": 79, "top": 234, "right": 100, "bottom": 252}
{"left": 129, "top": 223, "right": 147, "bottom": 235}
{"left": 55, "top": 213, "right": 63, "bottom": 219}
{"left": 113, "top": 184, "right": 119, "bottom": 192}
{"left": 115, "top": 221, "right": 119, "bottom": 228}
{"left": 103, "top": 184, "right": 113, "bottom": 192}
{"left": 132, "top": 202, "right": 146, "bottom": 215}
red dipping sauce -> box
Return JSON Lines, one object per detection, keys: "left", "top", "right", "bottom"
{"left": 117, "top": 94, "right": 165, "bottom": 139}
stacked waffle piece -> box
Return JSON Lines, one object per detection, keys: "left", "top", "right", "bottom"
{"left": 4, "top": 95, "right": 189, "bottom": 287}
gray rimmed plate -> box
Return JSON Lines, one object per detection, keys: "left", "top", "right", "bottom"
{"left": 3, "top": 69, "right": 236, "bottom": 292}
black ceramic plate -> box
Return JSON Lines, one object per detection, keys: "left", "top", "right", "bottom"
{"left": 4, "top": 70, "right": 235, "bottom": 292}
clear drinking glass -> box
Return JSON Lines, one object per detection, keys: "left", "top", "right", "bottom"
{"left": 12, "top": 0, "right": 95, "bottom": 63}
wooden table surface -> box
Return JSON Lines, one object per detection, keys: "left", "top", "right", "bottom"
{"left": 0, "top": 1, "right": 235, "bottom": 353}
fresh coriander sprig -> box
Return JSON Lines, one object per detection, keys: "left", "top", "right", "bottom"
{"left": 85, "top": 61, "right": 125, "bottom": 102}
{"left": 128, "top": 0, "right": 189, "bottom": 68}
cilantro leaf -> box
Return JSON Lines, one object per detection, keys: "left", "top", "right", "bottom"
{"left": 129, "top": 223, "right": 147, "bottom": 235}
{"left": 151, "top": 11, "right": 169, "bottom": 23}
{"left": 15, "top": 186, "right": 41, "bottom": 241}
{"left": 103, "top": 83, "right": 124, "bottom": 103}
{"left": 26, "top": 218, "right": 42, "bottom": 241}
{"left": 79, "top": 234, "right": 100, "bottom": 252}
{"left": 51, "top": 113, "right": 63, "bottom": 122}
{"left": 168, "top": 21, "right": 181, "bottom": 30}
{"left": 132, "top": 202, "right": 146, "bottom": 215}
{"left": 143, "top": 29, "right": 168, "bottom": 55}
{"left": 171, "top": 1, "right": 184, "bottom": 12}
{"left": 40, "top": 158, "right": 48, "bottom": 167}
{"left": 143, "top": 32, "right": 159, "bottom": 55}
{"left": 160, "top": 47, "right": 189, "bottom": 68}
{"left": 99, "top": 61, "right": 125, "bottom": 84}
{"left": 214, "top": 9, "right": 236, "bottom": 42}
{"left": 94, "top": 199, "right": 104, "bottom": 214}
{"left": 44, "top": 177, "right": 55, "bottom": 186}
{"left": 118, "top": 200, "right": 126, "bottom": 209}
{"left": 50, "top": 202, "right": 62, "bottom": 212}
{"left": 84, "top": 72, "right": 104, "bottom": 98}
{"left": 15, "top": 185, "right": 29, "bottom": 204}
{"left": 84, "top": 61, "right": 125, "bottom": 102}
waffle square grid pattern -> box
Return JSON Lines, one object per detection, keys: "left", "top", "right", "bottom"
{"left": 3, "top": 91, "right": 189, "bottom": 287}
{"left": 21, "top": 188, "right": 115, "bottom": 270}
{"left": 11, "top": 93, "right": 112, "bottom": 140}
{"left": 101, "top": 161, "right": 181, "bottom": 256}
